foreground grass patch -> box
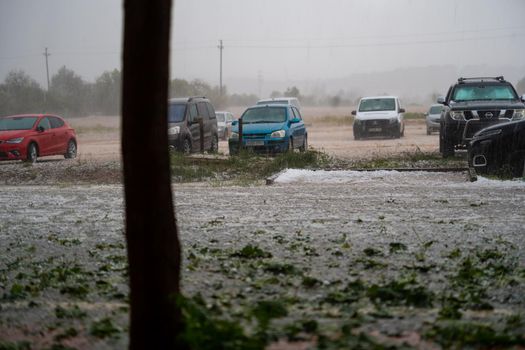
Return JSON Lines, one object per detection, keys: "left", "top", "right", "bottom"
{"left": 170, "top": 149, "right": 333, "bottom": 182}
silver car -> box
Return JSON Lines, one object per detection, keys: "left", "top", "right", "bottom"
{"left": 425, "top": 104, "right": 443, "bottom": 135}
{"left": 215, "top": 111, "right": 235, "bottom": 140}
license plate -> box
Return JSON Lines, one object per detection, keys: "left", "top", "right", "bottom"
{"left": 369, "top": 127, "right": 382, "bottom": 132}
{"left": 245, "top": 140, "right": 264, "bottom": 146}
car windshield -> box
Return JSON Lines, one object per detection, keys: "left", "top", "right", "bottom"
{"left": 0, "top": 117, "right": 38, "bottom": 131}
{"left": 242, "top": 107, "right": 287, "bottom": 124}
{"left": 452, "top": 84, "right": 517, "bottom": 101}
{"left": 359, "top": 98, "right": 396, "bottom": 112}
{"left": 216, "top": 113, "right": 226, "bottom": 122}
{"left": 429, "top": 106, "right": 443, "bottom": 114}
{"left": 168, "top": 104, "right": 186, "bottom": 122}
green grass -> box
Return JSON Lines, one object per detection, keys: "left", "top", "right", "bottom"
{"left": 169, "top": 149, "right": 333, "bottom": 183}
{"left": 403, "top": 112, "right": 425, "bottom": 120}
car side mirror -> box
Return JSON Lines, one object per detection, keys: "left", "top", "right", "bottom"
{"left": 399, "top": 108, "right": 406, "bottom": 113}
{"left": 437, "top": 96, "right": 446, "bottom": 105}
{"left": 37, "top": 126, "right": 45, "bottom": 132}
{"left": 290, "top": 117, "right": 301, "bottom": 124}
{"left": 231, "top": 120, "right": 238, "bottom": 126}
{"left": 351, "top": 110, "right": 356, "bottom": 116}
{"left": 521, "top": 94, "right": 525, "bottom": 102}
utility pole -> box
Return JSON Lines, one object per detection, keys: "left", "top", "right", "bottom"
{"left": 43, "top": 47, "right": 51, "bottom": 90}
{"left": 218, "top": 40, "right": 224, "bottom": 96}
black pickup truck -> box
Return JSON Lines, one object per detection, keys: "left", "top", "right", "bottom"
{"left": 438, "top": 77, "right": 525, "bottom": 158}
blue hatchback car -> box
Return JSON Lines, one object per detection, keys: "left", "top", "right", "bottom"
{"left": 228, "top": 104, "right": 308, "bottom": 154}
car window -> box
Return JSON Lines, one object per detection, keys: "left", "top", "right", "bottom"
{"left": 452, "top": 84, "right": 517, "bottom": 101}
{"left": 38, "top": 117, "right": 51, "bottom": 131}
{"left": 0, "top": 117, "right": 38, "bottom": 130}
{"left": 49, "top": 117, "right": 65, "bottom": 128}
{"left": 189, "top": 104, "right": 198, "bottom": 123}
{"left": 197, "top": 102, "right": 210, "bottom": 119}
{"left": 168, "top": 103, "right": 186, "bottom": 123}
{"left": 206, "top": 103, "right": 216, "bottom": 119}
{"left": 292, "top": 107, "right": 302, "bottom": 120}
{"left": 429, "top": 106, "right": 443, "bottom": 114}
{"left": 242, "top": 107, "right": 287, "bottom": 124}
{"left": 359, "top": 98, "right": 396, "bottom": 112}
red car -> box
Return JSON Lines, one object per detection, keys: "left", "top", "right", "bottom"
{"left": 0, "top": 114, "right": 77, "bottom": 163}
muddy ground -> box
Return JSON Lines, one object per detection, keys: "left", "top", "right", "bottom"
{"left": 0, "top": 109, "right": 524, "bottom": 349}
{"left": 66, "top": 108, "right": 438, "bottom": 162}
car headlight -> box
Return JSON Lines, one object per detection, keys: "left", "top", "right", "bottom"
{"left": 168, "top": 126, "right": 180, "bottom": 135}
{"left": 6, "top": 137, "right": 24, "bottom": 144}
{"left": 230, "top": 132, "right": 239, "bottom": 140}
{"left": 512, "top": 109, "right": 525, "bottom": 120}
{"left": 270, "top": 129, "right": 286, "bottom": 138}
{"left": 450, "top": 111, "right": 465, "bottom": 121}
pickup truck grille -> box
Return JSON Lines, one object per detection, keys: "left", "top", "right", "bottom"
{"left": 478, "top": 110, "right": 500, "bottom": 119}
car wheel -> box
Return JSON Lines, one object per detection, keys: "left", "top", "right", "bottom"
{"left": 182, "top": 138, "right": 191, "bottom": 154}
{"left": 288, "top": 137, "right": 294, "bottom": 152}
{"left": 210, "top": 134, "right": 219, "bottom": 153}
{"left": 353, "top": 128, "right": 360, "bottom": 140}
{"left": 64, "top": 139, "right": 77, "bottom": 159}
{"left": 299, "top": 135, "right": 308, "bottom": 152}
{"left": 394, "top": 127, "right": 401, "bottom": 139}
{"left": 401, "top": 125, "right": 405, "bottom": 137}
{"left": 26, "top": 143, "right": 38, "bottom": 163}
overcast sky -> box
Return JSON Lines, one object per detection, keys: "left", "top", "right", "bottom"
{"left": 1, "top": 0, "right": 524, "bottom": 94}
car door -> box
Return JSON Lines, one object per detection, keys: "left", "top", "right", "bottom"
{"left": 196, "top": 102, "right": 211, "bottom": 149}
{"left": 48, "top": 116, "right": 68, "bottom": 154}
{"left": 34, "top": 117, "right": 54, "bottom": 155}
{"left": 187, "top": 103, "right": 201, "bottom": 152}
{"left": 290, "top": 107, "right": 306, "bottom": 147}
{"left": 206, "top": 102, "right": 218, "bottom": 142}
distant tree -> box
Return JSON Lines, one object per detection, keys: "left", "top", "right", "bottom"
{"left": 284, "top": 86, "right": 300, "bottom": 98}
{"left": 93, "top": 69, "right": 121, "bottom": 115}
{"left": 122, "top": 0, "right": 184, "bottom": 348}
{"left": 270, "top": 90, "right": 281, "bottom": 98}
{"left": 517, "top": 77, "right": 525, "bottom": 95}
{"left": 48, "top": 66, "right": 90, "bottom": 116}
{"left": 170, "top": 78, "right": 193, "bottom": 97}
{"left": 228, "top": 93, "right": 259, "bottom": 107}
{"left": 0, "top": 70, "right": 45, "bottom": 116}
{"left": 330, "top": 95, "right": 341, "bottom": 107}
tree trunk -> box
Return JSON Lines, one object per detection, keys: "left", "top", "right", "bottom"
{"left": 122, "top": 0, "right": 184, "bottom": 348}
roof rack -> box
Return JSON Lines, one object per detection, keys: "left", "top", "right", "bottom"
{"left": 458, "top": 76, "right": 505, "bottom": 83}
{"left": 188, "top": 96, "right": 207, "bottom": 102}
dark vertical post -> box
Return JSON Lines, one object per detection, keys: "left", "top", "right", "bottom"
{"left": 199, "top": 118, "right": 205, "bottom": 153}
{"left": 43, "top": 47, "right": 50, "bottom": 91}
{"left": 238, "top": 117, "right": 243, "bottom": 152}
{"left": 218, "top": 39, "right": 224, "bottom": 96}
{"left": 122, "top": 0, "right": 185, "bottom": 348}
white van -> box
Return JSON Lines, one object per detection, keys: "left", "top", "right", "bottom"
{"left": 352, "top": 96, "right": 405, "bottom": 139}
{"left": 256, "top": 97, "right": 301, "bottom": 110}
